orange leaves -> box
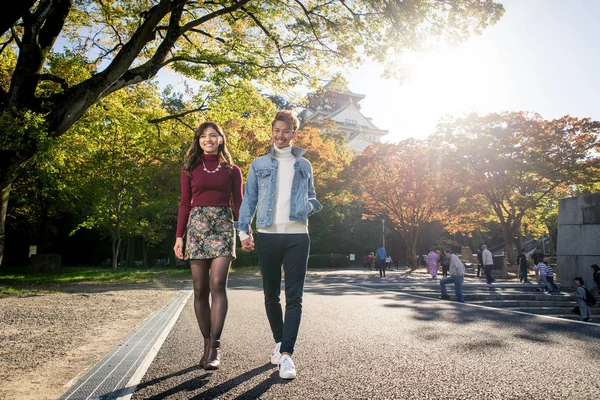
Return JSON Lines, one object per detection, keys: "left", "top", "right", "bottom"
{"left": 347, "top": 140, "right": 452, "bottom": 231}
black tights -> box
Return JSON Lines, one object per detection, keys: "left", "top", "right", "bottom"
{"left": 190, "top": 257, "right": 232, "bottom": 341}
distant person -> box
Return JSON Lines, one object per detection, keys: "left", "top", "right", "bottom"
{"left": 534, "top": 257, "right": 552, "bottom": 293}
{"left": 531, "top": 250, "right": 542, "bottom": 266}
{"left": 516, "top": 248, "right": 529, "bottom": 283}
{"left": 363, "top": 255, "right": 369, "bottom": 269}
{"left": 476, "top": 248, "right": 483, "bottom": 278}
{"left": 439, "top": 249, "right": 465, "bottom": 303}
{"left": 173, "top": 121, "right": 243, "bottom": 370}
{"left": 367, "top": 252, "right": 375, "bottom": 271}
{"left": 591, "top": 264, "right": 600, "bottom": 296}
{"left": 481, "top": 245, "right": 495, "bottom": 284}
{"left": 426, "top": 249, "right": 439, "bottom": 279}
{"left": 440, "top": 251, "right": 450, "bottom": 278}
{"left": 545, "top": 263, "right": 559, "bottom": 293}
{"left": 385, "top": 256, "right": 393, "bottom": 270}
{"left": 573, "top": 277, "right": 592, "bottom": 322}
{"left": 376, "top": 245, "right": 387, "bottom": 278}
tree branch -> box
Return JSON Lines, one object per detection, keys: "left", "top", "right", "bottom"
{"left": 148, "top": 104, "right": 208, "bottom": 124}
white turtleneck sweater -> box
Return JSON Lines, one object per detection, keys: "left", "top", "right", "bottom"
{"left": 239, "top": 145, "right": 308, "bottom": 240}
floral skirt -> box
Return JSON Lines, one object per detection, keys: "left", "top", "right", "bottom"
{"left": 184, "top": 206, "right": 236, "bottom": 260}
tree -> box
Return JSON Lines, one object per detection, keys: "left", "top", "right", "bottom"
{"left": 347, "top": 140, "right": 456, "bottom": 269}
{"left": 0, "top": 0, "right": 504, "bottom": 265}
{"left": 61, "top": 83, "right": 184, "bottom": 272}
{"left": 434, "top": 112, "right": 600, "bottom": 264}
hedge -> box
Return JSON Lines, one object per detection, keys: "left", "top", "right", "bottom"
{"left": 308, "top": 253, "right": 350, "bottom": 269}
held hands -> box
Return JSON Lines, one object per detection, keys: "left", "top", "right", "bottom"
{"left": 241, "top": 236, "right": 255, "bottom": 252}
{"left": 173, "top": 237, "right": 184, "bottom": 259}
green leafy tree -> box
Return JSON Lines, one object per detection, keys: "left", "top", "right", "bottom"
{"left": 0, "top": 0, "right": 504, "bottom": 265}
{"left": 63, "top": 84, "right": 182, "bottom": 272}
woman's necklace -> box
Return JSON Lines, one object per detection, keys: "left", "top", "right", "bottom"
{"left": 202, "top": 159, "right": 221, "bottom": 174}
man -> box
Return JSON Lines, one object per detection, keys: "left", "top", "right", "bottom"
{"left": 516, "top": 248, "right": 528, "bottom": 283}
{"left": 236, "top": 110, "right": 322, "bottom": 380}
{"left": 439, "top": 249, "right": 465, "bottom": 303}
{"left": 476, "top": 248, "right": 483, "bottom": 278}
{"left": 375, "top": 245, "right": 387, "bottom": 278}
{"left": 481, "top": 245, "right": 495, "bottom": 284}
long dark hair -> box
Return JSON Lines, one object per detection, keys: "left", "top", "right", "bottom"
{"left": 183, "top": 122, "right": 233, "bottom": 175}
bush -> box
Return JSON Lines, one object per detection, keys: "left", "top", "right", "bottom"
{"left": 308, "top": 253, "right": 350, "bottom": 269}
{"left": 234, "top": 249, "right": 259, "bottom": 268}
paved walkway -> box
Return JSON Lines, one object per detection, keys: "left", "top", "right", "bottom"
{"left": 61, "top": 269, "right": 600, "bottom": 399}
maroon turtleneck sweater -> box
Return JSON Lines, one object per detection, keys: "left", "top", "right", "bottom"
{"left": 176, "top": 154, "right": 243, "bottom": 238}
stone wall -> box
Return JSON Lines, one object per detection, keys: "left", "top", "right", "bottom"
{"left": 556, "top": 192, "right": 600, "bottom": 288}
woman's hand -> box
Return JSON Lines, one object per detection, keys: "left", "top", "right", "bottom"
{"left": 174, "top": 237, "right": 184, "bottom": 259}
{"left": 241, "top": 236, "right": 254, "bottom": 252}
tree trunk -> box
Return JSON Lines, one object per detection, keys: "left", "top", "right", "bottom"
{"left": 546, "top": 223, "right": 558, "bottom": 255}
{"left": 118, "top": 239, "right": 127, "bottom": 267}
{"left": 111, "top": 236, "right": 121, "bottom": 274}
{"left": 142, "top": 240, "right": 150, "bottom": 266}
{"left": 0, "top": 183, "right": 10, "bottom": 267}
{"left": 401, "top": 230, "right": 419, "bottom": 271}
{"left": 501, "top": 224, "right": 517, "bottom": 266}
{"left": 126, "top": 236, "right": 135, "bottom": 267}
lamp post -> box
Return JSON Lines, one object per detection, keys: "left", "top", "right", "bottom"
{"left": 382, "top": 219, "right": 385, "bottom": 248}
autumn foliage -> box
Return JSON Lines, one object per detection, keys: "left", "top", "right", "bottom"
{"left": 347, "top": 139, "right": 454, "bottom": 268}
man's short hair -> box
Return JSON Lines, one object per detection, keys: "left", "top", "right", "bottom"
{"left": 271, "top": 110, "right": 299, "bottom": 132}
{"left": 444, "top": 248, "right": 452, "bottom": 254}
{"left": 481, "top": 245, "right": 487, "bottom": 250}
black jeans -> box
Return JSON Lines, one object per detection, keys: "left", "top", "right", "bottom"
{"left": 520, "top": 266, "right": 528, "bottom": 282}
{"left": 442, "top": 264, "right": 449, "bottom": 277}
{"left": 377, "top": 260, "right": 386, "bottom": 277}
{"left": 257, "top": 233, "right": 310, "bottom": 355}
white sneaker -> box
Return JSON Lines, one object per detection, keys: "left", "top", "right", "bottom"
{"left": 278, "top": 354, "right": 296, "bottom": 379}
{"left": 270, "top": 342, "right": 282, "bottom": 365}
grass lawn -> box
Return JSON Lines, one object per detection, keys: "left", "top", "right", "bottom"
{"left": 0, "top": 265, "right": 261, "bottom": 297}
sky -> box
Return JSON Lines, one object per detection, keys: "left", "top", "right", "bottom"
{"left": 345, "top": 0, "right": 600, "bottom": 143}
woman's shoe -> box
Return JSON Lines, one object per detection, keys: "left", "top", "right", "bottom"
{"left": 204, "top": 340, "right": 221, "bottom": 370}
{"left": 199, "top": 338, "right": 211, "bottom": 368}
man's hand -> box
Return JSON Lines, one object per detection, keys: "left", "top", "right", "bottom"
{"left": 241, "top": 236, "right": 254, "bottom": 252}
{"left": 173, "top": 237, "right": 184, "bottom": 259}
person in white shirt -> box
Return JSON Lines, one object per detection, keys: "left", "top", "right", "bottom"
{"left": 534, "top": 257, "right": 553, "bottom": 292}
{"left": 481, "top": 245, "right": 496, "bottom": 284}
{"left": 439, "top": 249, "right": 466, "bottom": 303}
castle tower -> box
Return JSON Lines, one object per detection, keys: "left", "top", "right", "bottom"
{"left": 303, "top": 81, "right": 388, "bottom": 153}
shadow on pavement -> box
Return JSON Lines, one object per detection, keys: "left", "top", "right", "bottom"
{"left": 374, "top": 292, "right": 600, "bottom": 360}
{"left": 136, "top": 362, "right": 278, "bottom": 400}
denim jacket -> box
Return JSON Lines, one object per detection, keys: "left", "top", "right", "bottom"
{"left": 235, "top": 146, "right": 322, "bottom": 231}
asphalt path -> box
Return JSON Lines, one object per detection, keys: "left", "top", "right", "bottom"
{"left": 132, "top": 271, "right": 600, "bottom": 399}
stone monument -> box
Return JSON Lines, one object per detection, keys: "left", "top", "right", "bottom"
{"left": 556, "top": 192, "right": 600, "bottom": 287}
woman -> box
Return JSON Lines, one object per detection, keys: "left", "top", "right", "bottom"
{"left": 426, "top": 249, "right": 439, "bottom": 279}
{"left": 173, "top": 122, "right": 243, "bottom": 370}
